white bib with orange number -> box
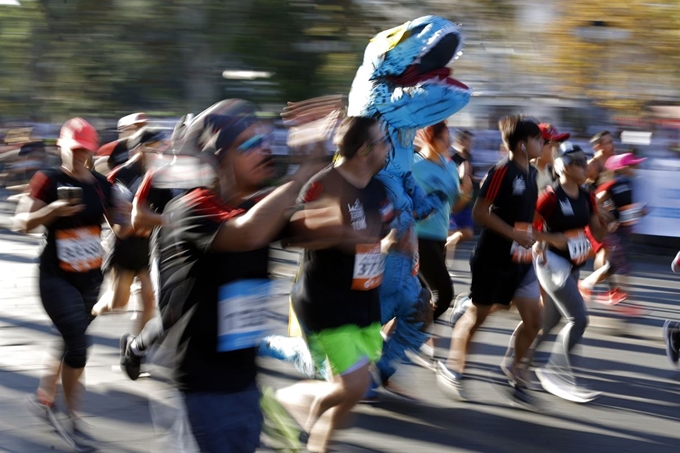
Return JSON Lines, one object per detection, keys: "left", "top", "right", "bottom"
{"left": 56, "top": 226, "right": 103, "bottom": 272}
{"left": 352, "top": 244, "right": 385, "bottom": 291}
{"left": 618, "top": 203, "right": 643, "bottom": 226}
{"left": 565, "top": 229, "right": 592, "bottom": 266}
{"left": 510, "top": 222, "right": 533, "bottom": 263}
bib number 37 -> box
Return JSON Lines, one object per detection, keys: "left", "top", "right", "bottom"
{"left": 352, "top": 244, "right": 385, "bottom": 291}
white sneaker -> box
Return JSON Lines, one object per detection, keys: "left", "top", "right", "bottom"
{"left": 535, "top": 367, "right": 599, "bottom": 403}
{"left": 405, "top": 343, "right": 436, "bottom": 371}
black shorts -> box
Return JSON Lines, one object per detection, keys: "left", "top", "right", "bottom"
{"left": 469, "top": 253, "right": 536, "bottom": 306}
{"left": 104, "top": 236, "right": 150, "bottom": 273}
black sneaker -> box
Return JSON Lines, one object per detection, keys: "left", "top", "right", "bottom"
{"left": 663, "top": 320, "right": 680, "bottom": 367}
{"left": 436, "top": 361, "right": 467, "bottom": 401}
{"left": 120, "top": 333, "right": 142, "bottom": 381}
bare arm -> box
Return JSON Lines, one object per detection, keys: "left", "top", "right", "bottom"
{"left": 13, "top": 195, "right": 83, "bottom": 234}
{"left": 131, "top": 197, "right": 164, "bottom": 230}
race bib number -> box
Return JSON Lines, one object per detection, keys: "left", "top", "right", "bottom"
{"left": 352, "top": 244, "right": 385, "bottom": 291}
{"left": 56, "top": 226, "right": 102, "bottom": 272}
{"left": 619, "top": 203, "right": 643, "bottom": 226}
{"left": 565, "top": 229, "right": 592, "bottom": 266}
{"left": 510, "top": 222, "right": 533, "bottom": 263}
{"left": 217, "top": 279, "right": 271, "bottom": 352}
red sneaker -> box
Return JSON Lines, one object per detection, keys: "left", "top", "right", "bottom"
{"left": 615, "top": 304, "right": 647, "bottom": 317}
{"left": 608, "top": 287, "right": 629, "bottom": 305}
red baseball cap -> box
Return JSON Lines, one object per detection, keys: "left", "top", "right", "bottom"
{"left": 538, "top": 123, "right": 570, "bottom": 142}
{"left": 57, "top": 118, "right": 100, "bottom": 152}
{"left": 605, "top": 153, "right": 647, "bottom": 171}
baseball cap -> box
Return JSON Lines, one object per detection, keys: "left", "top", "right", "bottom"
{"left": 57, "top": 118, "right": 99, "bottom": 152}
{"left": 539, "top": 123, "right": 570, "bottom": 142}
{"left": 117, "top": 112, "right": 148, "bottom": 131}
{"left": 605, "top": 153, "right": 647, "bottom": 171}
{"left": 127, "top": 127, "right": 171, "bottom": 150}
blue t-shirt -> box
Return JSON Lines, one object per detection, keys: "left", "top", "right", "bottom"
{"left": 413, "top": 153, "right": 460, "bottom": 240}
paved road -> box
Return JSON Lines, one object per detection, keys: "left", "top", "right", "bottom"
{"left": 1, "top": 197, "right": 680, "bottom": 452}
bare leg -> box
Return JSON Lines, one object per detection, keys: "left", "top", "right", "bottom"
{"left": 134, "top": 269, "right": 156, "bottom": 335}
{"left": 61, "top": 364, "right": 85, "bottom": 414}
{"left": 92, "top": 267, "right": 135, "bottom": 315}
{"left": 581, "top": 249, "right": 611, "bottom": 288}
{"left": 37, "top": 352, "right": 62, "bottom": 404}
{"left": 445, "top": 303, "right": 492, "bottom": 374}
{"left": 512, "top": 297, "right": 543, "bottom": 368}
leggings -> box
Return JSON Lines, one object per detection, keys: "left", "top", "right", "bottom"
{"left": 417, "top": 237, "right": 454, "bottom": 320}
{"left": 534, "top": 257, "right": 588, "bottom": 384}
{"left": 39, "top": 272, "right": 103, "bottom": 369}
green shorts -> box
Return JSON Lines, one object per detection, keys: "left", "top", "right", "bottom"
{"left": 306, "top": 323, "right": 383, "bottom": 376}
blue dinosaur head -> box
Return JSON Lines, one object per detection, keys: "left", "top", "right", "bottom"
{"left": 348, "top": 15, "right": 470, "bottom": 129}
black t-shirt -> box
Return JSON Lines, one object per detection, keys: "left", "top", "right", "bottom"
{"left": 597, "top": 176, "right": 634, "bottom": 220}
{"left": 291, "top": 166, "right": 393, "bottom": 333}
{"left": 28, "top": 168, "right": 113, "bottom": 282}
{"left": 536, "top": 184, "right": 595, "bottom": 265}
{"left": 474, "top": 158, "right": 538, "bottom": 265}
{"left": 157, "top": 188, "right": 269, "bottom": 392}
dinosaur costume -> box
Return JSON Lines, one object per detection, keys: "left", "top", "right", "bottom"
{"left": 347, "top": 15, "right": 470, "bottom": 383}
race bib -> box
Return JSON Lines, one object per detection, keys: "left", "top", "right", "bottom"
{"left": 510, "top": 222, "right": 533, "bottom": 263}
{"left": 217, "top": 279, "right": 271, "bottom": 352}
{"left": 619, "top": 203, "right": 644, "bottom": 226}
{"left": 565, "top": 229, "right": 592, "bottom": 266}
{"left": 352, "top": 244, "right": 385, "bottom": 291}
{"left": 55, "top": 226, "right": 103, "bottom": 272}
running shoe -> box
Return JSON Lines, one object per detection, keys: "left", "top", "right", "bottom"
{"left": 535, "top": 367, "right": 598, "bottom": 404}
{"left": 508, "top": 384, "right": 537, "bottom": 408}
{"left": 436, "top": 361, "right": 467, "bottom": 401}
{"left": 608, "top": 287, "right": 629, "bottom": 305}
{"left": 119, "top": 333, "right": 142, "bottom": 381}
{"left": 405, "top": 343, "right": 436, "bottom": 371}
{"left": 449, "top": 294, "right": 472, "bottom": 328}
{"left": 671, "top": 251, "right": 680, "bottom": 274}
{"left": 500, "top": 361, "right": 537, "bottom": 390}
{"left": 259, "top": 335, "right": 316, "bottom": 378}
{"left": 663, "top": 320, "right": 680, "bottom": 367}
{"left": 25, "top": 393, "right": 52, "bottom": 424}
{"left": 260, "top": 386, "right": 304, "bottom": 452}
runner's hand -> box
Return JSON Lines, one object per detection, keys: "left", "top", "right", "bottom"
{"left": 380, "top": 228, "right": 398, "bottom": 254}
{"left": 281, "top": 94, "right": 347, "bottom": 126}
{"left": 547, "top": 233, "right": 568, "bottom": 251}
{"left": 512, "top": 228, "right": 534, "bottom": 249}
{"left": 49, "top": 200, "right": 85, "bottom": 218}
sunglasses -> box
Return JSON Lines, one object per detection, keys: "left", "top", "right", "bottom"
{"left": 236, "top": 133, "right": 271, "bottom": 154}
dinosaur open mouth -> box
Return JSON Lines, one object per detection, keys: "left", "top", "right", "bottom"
{"left": 388, "top": 65, "right": 469, "bottom": 90}
{"left": 387, "top": 28, "right": 469, "bottom": 91}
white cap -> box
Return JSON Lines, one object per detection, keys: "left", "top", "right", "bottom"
{"left": 117, "top": 113, "right": 148, "bottom": 130}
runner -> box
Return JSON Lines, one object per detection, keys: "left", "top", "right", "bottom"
{"left": 275, "top": 116, "right": 394, "bottom": 453}
{"left": 663, "top": 251, "right": 680, "bottom": 368}
{"left": 436, "top": 115, "right": 562, "bottom": 403}
{"left": 91, "top": 127, "right": 170, "bottom": 334}
{"left": 581, "top": 153, "right": 647, "bottom": 313}
{"left": 410, "top": 121, "right": 459, "bottom": 365}
{"left": 534, "top": 123, "right": 570, "bottom": 190}
{"left": 447, "top": 130, "right": 475, "bottom": 257}
{"left": 14, "top": 118, "right": 121, "bottom": 451}
{"left": 532, "top": 142, "right": 607, "bottom": 402}
{"left": 94, "top": 113, "right": 148, "bottom": 175}
{"left": 122, "top": 102, "right": 321, "bottom": 452}
{"left": 585, "top": 130, "right": 616, "bottom": 190}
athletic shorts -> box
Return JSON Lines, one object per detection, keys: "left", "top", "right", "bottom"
{"left": 470, "top": 259, "right": 539, "bottom": 306}
{"left": 306, "top": 323, "right": 382, "bottom": 376}
{"left": 103, "top": 236, "right": 150, "bottom": 273}
{"left": 450, "top": 208, "right": 474, "bottom": 231}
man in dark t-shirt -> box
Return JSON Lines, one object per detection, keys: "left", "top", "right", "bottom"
{"left": 120, "top": 101, "right": 322, "bottom": 453}
{"left": 277, "top": 116, "right": 395, "bottom": 453}
{"left": 438, "top": 115, "right": 566, "bottom": 404}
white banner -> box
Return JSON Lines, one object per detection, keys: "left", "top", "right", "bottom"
{"left": 634, "top": 166, "right": 680, "bottom": 237}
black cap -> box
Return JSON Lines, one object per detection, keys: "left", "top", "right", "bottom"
{"left": 556, "top": 141, "right": 584, "bottom": 158}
